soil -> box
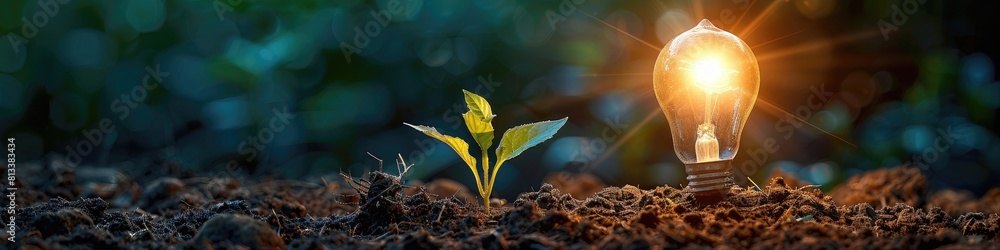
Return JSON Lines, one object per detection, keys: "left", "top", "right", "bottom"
{"left": 3, "top": 156, "right": 999, "bottom": 249}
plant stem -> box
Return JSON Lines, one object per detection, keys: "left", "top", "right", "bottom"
{"left": 481, "top": 152, "right": 491, "bottom": 214}
{"left": 488, "top": 160, "right": 504, "bottom": 199}
{"left": 483, "top": 195, "right": 491, "bottom": 215}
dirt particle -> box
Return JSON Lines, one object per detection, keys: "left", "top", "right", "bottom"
{"left": 35, "top": 208, "right": 94, "bottom": 238}
{"left": 210, "top": 200, "right": 253, "bottom": 215}
{"left": 673, "top": 205, "right": 689, "bottom": 214}
{"left": 261, "top": 197, "right": 306, "bottom": 218}
{"left": 767, "top": 168, "right": 810, "bottom": 188}
{"left": 191, "top": 214, "right": 285, "bottom": 249}
{"left": 768, "top": 187, "right": 790, "bottom": 203}
{"left": 515, "top": 233, "right": 558, "bottom": 249}
{"left": 636, "top": 207, "right": 661, "bottom": 228}
{"left": 726, "top": 208, "right": 744, "bottom": 222}
{"left": 683, "top": 213, "right": 704, "bottom": 228}
{"left": 769, "top": 177, "right": 788, "bottom": 189}
{"left": 396, "top": 231, "right": 440, "bottom": 249}
{"left": 137, "top": 177, "right": 201, "bottom": 215}
{"left": 479, "top": 231, "right": 508, "bottom": 249}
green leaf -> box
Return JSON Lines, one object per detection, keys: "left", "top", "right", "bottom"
{"left": 462, "top": 90, "right": 495, "bottom": 151}
{"left": 495, "top": 117, "right": 568, "bottom": 162}
{"left": 404, "top": 123, "right": 477, "bottom": 169}
{"left": 462, "top": 90, "right": 496, "bottom": 122}
{"left": 463, "top": 112, "right": 494, "bottom": 150}
{"left": 489, "top": 117, "right": 568, "bottom": 192}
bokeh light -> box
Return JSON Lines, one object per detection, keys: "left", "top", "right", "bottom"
{"left": 0, "top": 0, "right": 997, "bottom": 200}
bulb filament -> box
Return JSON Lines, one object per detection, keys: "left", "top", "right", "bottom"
{"left": 680, "top": 58, "right": 738, "bottom": 162}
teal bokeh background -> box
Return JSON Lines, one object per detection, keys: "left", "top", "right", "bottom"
{"left": 1, "top": 0, "right": 998, "bottom": 199}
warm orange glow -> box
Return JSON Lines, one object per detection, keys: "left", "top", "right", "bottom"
{"left": 681, "top": 58, "right": 738, "bottom": 93}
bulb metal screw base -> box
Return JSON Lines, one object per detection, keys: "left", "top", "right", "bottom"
{"left": 685, "top": 160, "right": 733, "bottom": 205}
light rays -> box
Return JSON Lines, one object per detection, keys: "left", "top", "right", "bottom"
{"left": 755, "top": 97, "right": 859, "bottom": 148}
{"left": 757, "top": 29, "right": 882, "bottom": 62}
{"left": 579, "top": 73, "right": 653, "bottom": 77}
{"left": 577, "top": 11, "right": 661, "bottom": 52}
{"left": 729, "top": 0, "right": 758, "bottom": 31}
{"left": 587, "top": 103, "right": 662, "bottom": 170}
{"left": 751, "top": 29, "right": 806, "bottom": 49}
{"left": 736, "top": 0, "right": 787, "bottom": 38}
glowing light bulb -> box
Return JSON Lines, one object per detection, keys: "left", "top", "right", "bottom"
{"left": 653, "top": 19, "right": 760, "bottom": 204}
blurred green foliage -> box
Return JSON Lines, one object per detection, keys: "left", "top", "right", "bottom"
{"left": 1, "top": 0, "right": 998, "bottom": 198}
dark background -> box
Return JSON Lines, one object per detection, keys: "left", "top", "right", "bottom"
{"left": 1, "top": 0, "right": 998, "bottom": 200}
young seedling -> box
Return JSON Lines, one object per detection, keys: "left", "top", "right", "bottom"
{"left": 405, "top": 90, "right": 567, "bottom": 214}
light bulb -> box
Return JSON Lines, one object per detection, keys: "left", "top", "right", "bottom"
{"left": 653, "top": 19, "right": 759, "bottom": 204}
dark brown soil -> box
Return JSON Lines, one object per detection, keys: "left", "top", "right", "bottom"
{"left": 830, "top": 167, "right": 928, "bottom": 209}
{"left": 3, "top": 157, "right": 998, "bottom": 249}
